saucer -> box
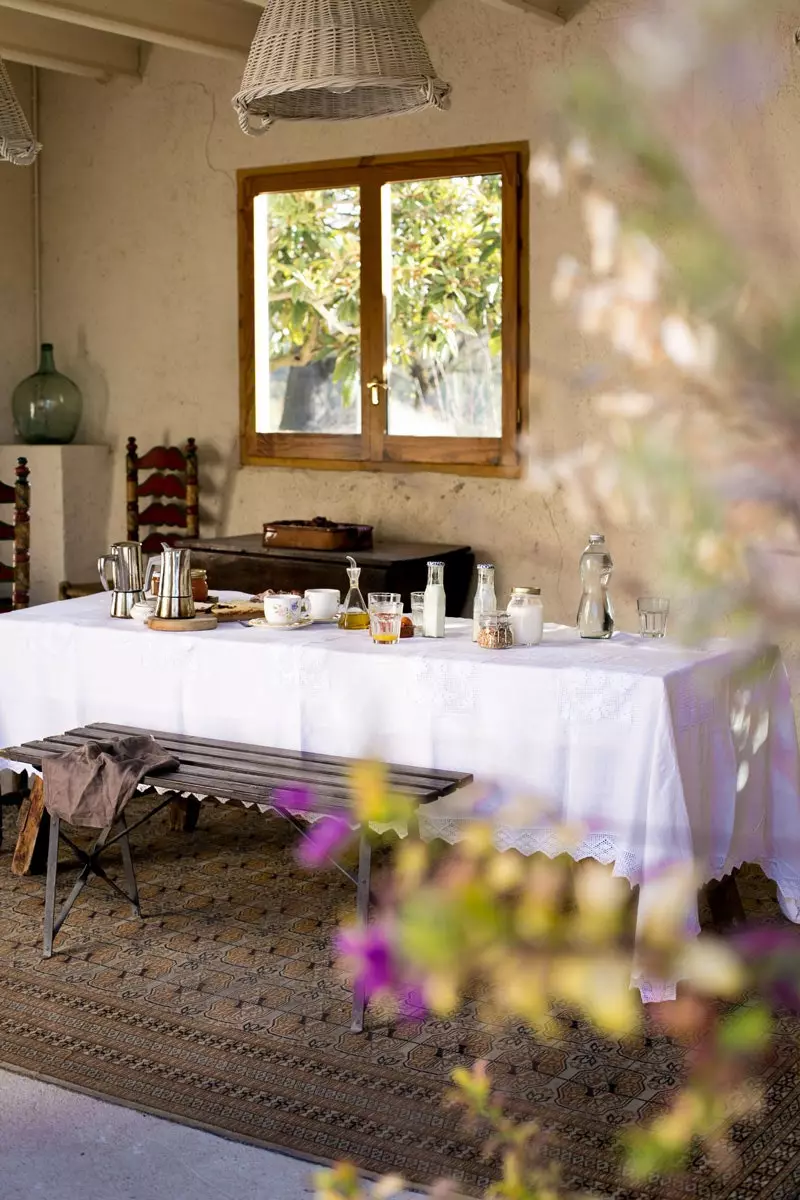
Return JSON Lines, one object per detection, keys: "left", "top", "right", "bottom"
{"left": 247, "top": 617, "right": 314, "bottom": 631}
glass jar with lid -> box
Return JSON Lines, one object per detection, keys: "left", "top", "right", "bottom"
{"left": 477, "top": 611, "right": 514, "bottom": 649}
{"left": 507, "top": 587, "right": 543, "bottom": 646}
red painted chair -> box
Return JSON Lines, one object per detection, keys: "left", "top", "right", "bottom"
{"left": 60, "top": 438, "right": 199, "bottom": 598}
{"left": 0, "top": 457, "right": 30, "bottom": 614}
{"left": 126, "top": 437, "right": 199, "bottom": 555}
{"left": 0, "top": 457, "right": 31, "bottom": 843}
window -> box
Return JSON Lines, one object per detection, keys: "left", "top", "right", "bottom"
{"left": 238, "top": 144, "right": 528, "bottom": 475}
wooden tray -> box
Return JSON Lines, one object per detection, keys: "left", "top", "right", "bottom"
{"left": 147, "top": 615, "right": 218, "bottom": 632}
{"left": 262, "top": 519, "right": 373, "bottom": 552}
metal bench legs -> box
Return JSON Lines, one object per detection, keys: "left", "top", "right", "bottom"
{"left": 350, "top": 830, "right": 372, "bottom": 1035}
{"left": 43, "top": 813, "right": 142, "bottom": 959}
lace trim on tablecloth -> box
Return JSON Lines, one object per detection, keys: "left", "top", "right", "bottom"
{"left": 0, "top": 765, "right": 404, "bottom": 837}
{"left": 143, "top": 784, "right": 405, "bottom": 836}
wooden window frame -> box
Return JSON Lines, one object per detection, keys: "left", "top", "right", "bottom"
{"left": 238, "top": 143, "right": 529, "bottom": 478}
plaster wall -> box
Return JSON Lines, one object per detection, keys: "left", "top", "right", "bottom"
{"left": 32, "top": 1, "right": 800, "bottom": 637}
{"left": 0, "top": 64, "right": 35, "bottom": 447}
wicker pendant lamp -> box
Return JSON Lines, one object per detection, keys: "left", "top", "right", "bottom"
{"left": 232, "top": 0, "right": 451, "bottom": 134}
{"left": 0, "top": 59, "right": 40, "bottom": 166}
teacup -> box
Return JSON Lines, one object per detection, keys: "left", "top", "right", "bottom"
{"left": 304, "top": 588, "right": 341, "bottom": 621}
{"left": 263, "top": 593, "right": 309, "bottom": 626}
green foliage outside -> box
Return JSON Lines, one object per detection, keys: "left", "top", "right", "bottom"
{"left": 264, "top": 175, "right": 502, "bottom": 421}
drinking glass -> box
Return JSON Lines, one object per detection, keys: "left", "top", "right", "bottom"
{"left": 368, "top": 593, "right": 403, "bottom": 645}
{"left": 637, "top": 597, "right": 670, "bottom": 638}
{"left": 410, "top": 591, "right": 425, "bottom": 633}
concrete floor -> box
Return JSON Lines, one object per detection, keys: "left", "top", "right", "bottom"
{"left": 0, "top": 1068, "right": 419, "bottom": 1200}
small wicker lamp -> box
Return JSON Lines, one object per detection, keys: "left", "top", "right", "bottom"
{"left": 232, "top": 0, "right": 451, "bottom": 134}
{"left": 0, "top": 59, "right": 40, "bottom": 166}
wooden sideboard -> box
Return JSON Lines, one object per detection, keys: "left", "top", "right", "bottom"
{"left": 180, "top": 535, "right": 475, "bottom": 617}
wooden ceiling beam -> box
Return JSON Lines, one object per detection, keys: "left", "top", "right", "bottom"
{"left": 0, "top": 0, "right": 259, "bottom": 60}
{"left": 0, "top": 6, "right": 140, "bottom": 78}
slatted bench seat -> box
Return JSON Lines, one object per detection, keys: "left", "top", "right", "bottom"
{"left": 4, "top": 722, "right": 472, "bottom": 1032}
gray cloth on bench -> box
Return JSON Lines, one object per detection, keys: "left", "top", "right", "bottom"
{"left": 43, "top": 735, "right": 179, "bottom": 829}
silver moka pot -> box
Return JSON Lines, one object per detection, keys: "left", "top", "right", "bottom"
{"left": 153, "top": 543, "right": 195, "bottom": 620}
{"left": 98, "top": 541, "right": 146, "bottom": 618}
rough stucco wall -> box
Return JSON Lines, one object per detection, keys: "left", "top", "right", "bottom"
{"left": 0, "top": 64, "right": 34, "bottom": 447}
{"left": 33, "top": 0, "right": 794, "bottom": 632}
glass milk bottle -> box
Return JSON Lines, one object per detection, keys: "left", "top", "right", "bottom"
{"left": 577, "top": 533, "right": 614, "bottom": 639}
{"left": 423, "top": 561, "right": 446, "bottom": 638}
{"left": 507, "top": 587, "right": 544, "bottom": 645}
{"left": 472, "top": 563, "right": 497, "bottom": 641}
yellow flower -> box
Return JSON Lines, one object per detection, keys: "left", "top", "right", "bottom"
{"left": 350, "top": 761, "right": 413, "bottom": 825}
{"left": 678, "top": 939, "right": 745, "bottom": 998}
{"left": 426, "top": 973, "right": 459, "bottom": 1016}
{"left": 487, "top": 851, "right": 525, "bottom": 893}
{"left": 373, "top": 1175, "right": 406, "bottom": 1199}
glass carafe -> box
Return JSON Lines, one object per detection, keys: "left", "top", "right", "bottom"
{"left": 577, "top": 533, "right": 614, "bottom": 639}
{"left": 472, "top": 563, "right": 496, "bottom": 642}
{"left": 12, "top": 343, "right": 83, "bottom": 445}
{"left": 338, "top": 555, "right": 370, "bottom": 629}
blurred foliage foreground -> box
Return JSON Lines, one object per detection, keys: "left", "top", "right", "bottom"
{"left": 287, "top": 0, "right": 800, "bottom": 1195}
{"left": 275, "top": 758, "right": 800, "bottom": 1200}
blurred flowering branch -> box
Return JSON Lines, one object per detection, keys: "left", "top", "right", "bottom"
{"left": 306, "top": 767, "right": 800, "bottom": 1199}
{"left": 310, "top": 2, "right": 800, "bottom": 1197}
{"left": 528, "top": 0, "right": 800, "bottom": 639}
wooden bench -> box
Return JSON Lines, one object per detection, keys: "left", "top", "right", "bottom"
{"left": 4, "top": 722, "right": 472, "bottom": 1032}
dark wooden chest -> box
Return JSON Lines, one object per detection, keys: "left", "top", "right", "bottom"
{"left": 180, "top": 534, "right": 475, "bottom": 617}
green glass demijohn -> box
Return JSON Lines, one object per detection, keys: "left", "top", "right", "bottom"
{"left": 12, "top": 343, "right": 82, "bottom": 444}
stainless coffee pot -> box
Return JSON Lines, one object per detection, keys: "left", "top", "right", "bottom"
{"left": 98, "top": 541, "right": 146, "bottom": 619}
{"left": 153, "top": 543, "right": 195, "bottom": 620}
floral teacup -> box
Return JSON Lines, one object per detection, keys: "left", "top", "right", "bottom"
{"left": 263, "top": 593, "right": 309, "bottom": 626}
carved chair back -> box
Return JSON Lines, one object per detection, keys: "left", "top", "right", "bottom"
{"left": 0, "top": 457, "right": 30, "bottom": 613}
{"left": 125, "top": 437, "right": 198, "bottom": 556}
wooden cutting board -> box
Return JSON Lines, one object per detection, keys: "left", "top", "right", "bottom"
{"left": 147, "top": 615, "right": 218, "bottom": 632}
{"left": 209, "top": 601, "right": 264, "bottom": 623}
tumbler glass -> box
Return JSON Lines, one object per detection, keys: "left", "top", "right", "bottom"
{"left": 368, "top": 593, "right": 403, "bottom": 645}
{"left": 637, "top": 597, "right": 670, "bottom": 638}
{"left": 410, "top": 591, "right": 425, "bottom": 633}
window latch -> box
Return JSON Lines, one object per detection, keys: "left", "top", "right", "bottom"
{"left": 367, "top": 378, "right": 388, "bottom": 406}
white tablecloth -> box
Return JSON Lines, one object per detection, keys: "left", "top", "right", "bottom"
{"left": 2, "top": 593, "right": 799, "bottom": 1000}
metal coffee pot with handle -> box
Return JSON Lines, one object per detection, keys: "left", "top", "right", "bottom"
{"left": 152, "top": 543, "right": 195, "bottom": 620}
{"left": 97, "top": 540, "right": 146, "bottom": 619}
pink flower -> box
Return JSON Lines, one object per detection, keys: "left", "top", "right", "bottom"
{"left": 296, "top": 815, "right": 351, "bottom": 867}
{"left": 736, "top": 927, "right": 800, "bottom": 1012}
{"left": 272, "top": 784, "right": 315, "bottom": 814}
{"left": 337, "top": 924, "right": 396, "bottom": 997}
{"left": 399, "top": 984, "right": 427, "bottom": 1022}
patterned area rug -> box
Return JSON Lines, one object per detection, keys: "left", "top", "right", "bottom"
{"left": 0, "top": 800, "right": 798, "bottom": 1198}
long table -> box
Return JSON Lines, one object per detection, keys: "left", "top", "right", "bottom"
{"left": 2, "top": 592, "right": 799, "bottom": 1000}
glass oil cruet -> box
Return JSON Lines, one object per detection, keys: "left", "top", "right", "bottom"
{"left": 577, "top": 533, "right": 614, "bottom": 639}
{"left": 338, "top": 555, "right": 370, "bottom": 630}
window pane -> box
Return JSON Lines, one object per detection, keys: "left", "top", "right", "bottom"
{"left": 386, "top": 174, "right": 503, "bottom": 439}
{"left": 254, "top": 187, "right": 361, "bottom": 435}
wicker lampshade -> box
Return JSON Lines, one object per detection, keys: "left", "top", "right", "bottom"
{"left": 232, "top": 0, "right": 451, "bottom": 134}
{"left": 0, "top": 59, "right": 40, "bottom": 166}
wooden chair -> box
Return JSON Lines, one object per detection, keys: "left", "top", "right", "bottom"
{"left": 0, "top": 457, "right": 30, "bottom": 614}
{"left": 126, "top": 436, "right": 199, "bottom": 555}
{"left": 60, "top": 437, "right": 198, "bottom": 598}
{"left": 0, "top": 457, "right": 31, "bottom": 844}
